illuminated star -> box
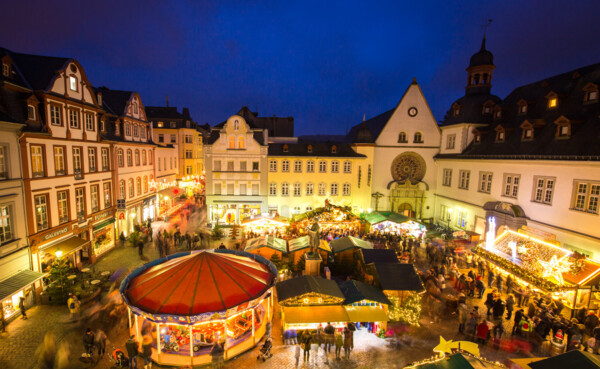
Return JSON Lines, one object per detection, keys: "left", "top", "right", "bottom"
{"left": 538, "top": 255, "right": 570, "bottom": 285}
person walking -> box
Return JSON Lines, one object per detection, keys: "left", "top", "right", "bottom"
{"left": 334, "top": 330, "right": 343, "bottom": 360}
{"left": 67, "top": 293, "right": 80, "bottom": 321}
{"left": 19, "top": 296, "right": 27, "bottom": 320}
{"left": 83, "top": 328, "right": 95, "bottom": 358}
{"left": 343, "top": 326, "right": 353, "bottom": 359}
{"left": 506, "top": 294, "right": 515, "bottom": 320}
{"left": 302, "top": 331, "right": 312, "bottom": 363}
{"left": 96, "top": 329, "right": 107, "bottom": 357}
{"left": 324, "top": 322, "right": 335, "bottom": 352}
{"left": 125, "top": 335, "right": 139, "bottom": 369}
{"left": 137, "top": 240, "right": 144, "bottom": 257}
{"left": 142, "top": 336, "right": 153, "bottom": 369}
{"left": 210, "top": 340, "right": 224, "bottom": 369}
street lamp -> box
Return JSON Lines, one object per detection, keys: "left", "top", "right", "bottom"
{"left": 55, "top": 248, "right": 63, "bottom": 259}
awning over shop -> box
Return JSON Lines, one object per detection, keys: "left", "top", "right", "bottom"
{"left": 41, "top": 236, "right": 88, "bottom": 257}
{"left": 345, "top": 306, "right": 388, "bottom": 322}
{"left": 282, "top": 305, "right": 350, "bottom": 324}
{"left": 93, "top": 218, "right": 115, "bottom": 232}
{"left": 245, "top": 236, "right": 288, "bottom": 254}
{"left": 0, "top": 269, "right": 45, "bottom": 300}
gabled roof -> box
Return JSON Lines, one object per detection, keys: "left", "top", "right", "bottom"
{"left": 205, "top": 127, "right": 266, "bottom": 146}
{"left": 97, "top": 87, "right": 133, "bottom": 117}
{"left": 529, "top": 350, "right": 600, "bottom": 369}
{"left": 372, "top": 263, "right": 424, "bottom": 292}
{"left": 7, "top": 49, "right": 70, "bottom": 91}
{"left": 244, "top": 235, "right": 287, "bottom": 254}
{"left": 329, "top": 236, "right": 373, "bottom": 253}
{"left": 268, "top": 142, "right": 365, "bottom": 157}
{"left": 359, "top": 249, "right": 398, "bottom": 265}
{"left": 338, "top": 280, "right": 391, "bottom": 305}
{"left": 347, "top": 108, "right": 394, "bottom": 143}
{"left": 275, "top": 276, "right": 345, "bottom": 303}
{"left": 215, "top": 106, "right": 294, "bottom": 137}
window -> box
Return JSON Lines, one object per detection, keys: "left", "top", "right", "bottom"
{"left": 238, "top": 137, "right": 245, "bottom": 149}
{"left": 101, "top": 148, "right": 109, "bottom": 170}
{"left": 239, "top": 161, "right": 247, "bottom": 171}
{"left": 136, "top": 177, "right": 142, "bottom": 195}
{"left": 53, "top": 146, "right": 65, "bottom": 175}
{"left": 185, "top": 150, "right": 193, "bottom": 159}
{"left": 69, "top": 76, "right": 78, "bottom": 91}
{"left": 133, "top": 125, "right": 138, "bottom": 137}
{"left": 30, "top": 145, "right": 44, "bottom": 177}
{"left": 214, "top": 183, "right": 221, "bottom": 195}
{"left": 398, "top": 132, "right": 407, "bottom": 143}
{"left": 186, "top": 166, "right": 192, "bottom": 175}
{"left": 75, "top": 188, "right": 85, "bottom": 221}
{"left": 306, "top": 206, "right": 313, "bottom": 212}
{"left": 294, "top": 161, "right": 302, "bottom": 173}
{"left": 474, "top": 133, "right": 482, "bottom": 143}
{"left": 414, "top": 132, "right": 423, "bottom": 143}
{"left": 519, "top": 102, "right": 527, "bottom": 114}
{"left": 556, "top": 122, "right": 570, "bottom": 138}
{"left": 128, "top": 179, "right": 134, "bottom": 198}
{"left": 140, "top": 127, "right": 146, "bottom": 139}
{"left": 50, "top": 105, "right": 62, "bottom": 126}
{"left": 269, "top": 183, "right": 277, "bottom": 196}
{"left": 253, "top": 161, "right": 259, "bottom": 171}
{"left": 228, "top": 136, "right": 235, "bottom": 149}
{"left": 143, "top": 176, "right": 148, "bottom": 193}
{"left": 239, "top": 184, "right": 247, "bottom": 195}
{"left": 127, "top": 150, "right": 132, "bottom": 166}
{"left": 2, "top": 63, "right": 9, "bottom": 77}
{"left": 157, "top": 121, "right": 164, "bottom": 128}
{"left": 573, "top": 181, "right": 600, "bottom": 214}
{"left": 170, "top": 122, "right": 176, "bottom": 128}
{"left": 103, "top": 182, "right": 111, "bottom": 208}
{"left": 456, "top": 211, "right": 467, "bottom": 228}
{"left": 442, "top": 169, "right": 452, "bottom": 187}
{"left": 496, "top": 129, "right": 505, "bottom": 142}
{"left": 142, "top": 150, "right": 147, "bottom": 165}
{"left": 503, "top": 174, "right": 521, "bottom": 198}
{"left": 306, "top": 183, "right": 314, "bottom": 196}
{"left": 170, "top": 134, "right": 176, "bottom": 143}
{"left": 307, "top": 145, "right": 313, "bottom": 153}
{"left": 117, "top": 149, "right": 124, "bottom": 167}
{"left": 586, "top": 90, "right": 598, "bottom": 102}
{"left": 227, "top": 161, "right": 234, "bottom": 171}
{"left": 27, "top": 105, "right": 36, "bottom": 120}
{"left": 283, "top": 144, "right": 289, "bottom": 153}
{"left": 331, "top": 161, "right": 339, "bottom": 173}
{"left": 458, "top": 170, "right": 470, "bottom": 190}
{"left": 548, "top": 97, "right": 557, "bottom": 109}
{"left": 99, "top": 120, "right": 105, "bottom": 132}
{"left": 135, "top": 150, "right": 140, "bottom": 166}
{"left": 124, "top": 123, "right": 131, "bottom": 136}
{"left": 440, "top": 205, "right": 451, "bottom": 222}
{"left": 479, "top": 172, "right": 493, "bottom": 193}
{"left": 446, "top": 134, "right": 456, "bottom": 149}
{"left": 34, "top": 195, "right": 48, "bottom": 231}
{"left": 523, "top": 128, "right": 533, "bottom": 140}
{"left": 88, "top": 148, "right": 96, "bottom": 172}
{"left": 331, "top": 145, "right": 337, "bottom": 154}
{"left": 282, "top": 160, "right": 290, "bottom": 172}
{"left": 234, "top": 120, "right": 239, "bottom": 130}
{"left": 57, "top": 191, "right": 68, "bottom": 224}
{"left": 281, "top": 183, "right": 289, "bottom": 196}
{"left": 269, "top": 160, "right": 277, "bottom": 172}
{"left": 533, "top": 177, "right": 555, "bottom": 205}
{"left": 158, "top": 134, "right": 164, "bottom": 143}
{"left": 453, "top": 104, "right": 461, "bottom": 117}
{"left": 319, "top": 161, "right": 327, "bottom": 173}
{"left": 307, "top": 161, "right": 315, "bottom": 173}
{"left": 90, "top": 185, "right": 99, "bottom": 213}
{"left": 85, "top": 113, "right": 94, "bottom": 131}
{"left": 185, "top": 135, "right": 192, "bottom": 144}
{"left": 343, "top": 183, "right": 351, "bottom": 196}
{"left": 148, "top": 151, "right": 152, "bottom": 165}
{"left": 69, "top": 109, "right": 79, "bottom": 129}
{"left": 214, "top": 160, "right": 221, "bottom": 171}
{"left": 293, "top": 183, "right": 301, "bottom": 196}
{"left": 119, "top": 180, "right": 125, "bottom": 199}
{"left": 318, "top": 183, "right": 326, "bottom": 196}
{"left": 330, "top": 183, "right": 338, "bottom": 196}
{"left": 343, "top": 161, "right": 351, "bottom": 173}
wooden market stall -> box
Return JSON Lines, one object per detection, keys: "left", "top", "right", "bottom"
{"left": 292, "top": 203, "right": 363, "bottom": 237}
{"left": 474, "top": 229, "right": 600, "bottom": 318}
{"left": 244, "top": 235, "right": 288, "bottom": 260}
{"left": 329, "top": 236, "right": 373, "bottom": 265}
{"left": 120, "top": 250, "right": 277, "bottom": 367}
{"left": 370, "top": 262, "right": 425, "bottom": 301}
{"left": 288, "top": 236, "right": 332, "bottom": 264}
{"left": 364, "top": 211, "right": 426, "bottom": 238}
{"left": 242, "top": 215, "right": 289, "bottom": 237}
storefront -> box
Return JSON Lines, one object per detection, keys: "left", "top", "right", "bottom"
{"left": 91, "top": 211, "right": 116, "bottom": 260}
{"left": 474, "top": 228, "right": 600, "bottom": 318}
{"left": 38, "top": 234, "right": 89, "bottom": 273}
{"left": 143, "top": 197, "right": 156, "bottom": 221}
{"left": 210, "top": 203, "right": 262, "bottom": 225}
{"left": 178, "top": 175, "right": 204, "bottom": 197}
{"left": 0, "top": 248, "right": 43, "bottom": 321}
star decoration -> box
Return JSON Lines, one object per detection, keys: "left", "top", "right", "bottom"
{"left": 538, "top": 255, "right": 570, "bottom": 285}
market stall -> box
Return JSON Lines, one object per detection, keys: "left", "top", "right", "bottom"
{"left": 120, "top": 249, "right": 277, "bottom": 367}
{"left": 292, "top": 203, "right": 363, "bottom": 237}
{"left": 474, "top": 229, "right": 600, "bottom": 318}
{"left": 288, "top": 236, "right": 332, "bottom": 264}
{"left": 329, "top": 236, "right": 373, "bottom": 265}
{"left": 244, "top": 235, "right": 288, "bottom": 260}
{"left": 364, "top": 211, "right": 426, "bottom": 238}
{"left": 242, "top": 215, "right": 289, "bottom": 237}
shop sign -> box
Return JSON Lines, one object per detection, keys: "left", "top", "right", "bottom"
{"left": 42, "top": 226, "right": 69, "bottom": 241}
{"left": 118, "top": 212, "right": 126, "bottom": 220}
{"left": 94, "top": 211, "right": 110, "bottom": 222}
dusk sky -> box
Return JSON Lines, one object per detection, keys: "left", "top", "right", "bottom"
{"left": 2, "top": 0, "right": 600, "bottom": 135}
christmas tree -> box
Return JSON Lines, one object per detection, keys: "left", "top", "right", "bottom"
{"left": 387, "top": 292, "right": 422, "bottom": 326}
{"left": 45, "top": 258, "right": 72, "bottom": 304}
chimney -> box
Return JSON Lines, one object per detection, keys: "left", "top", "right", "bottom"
{"left": 166, "top": 95, "right": 169, "bottom": 107}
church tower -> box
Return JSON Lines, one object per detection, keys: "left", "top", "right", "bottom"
{"left": 465, "top": 37, "right": 495, "bottom": 95}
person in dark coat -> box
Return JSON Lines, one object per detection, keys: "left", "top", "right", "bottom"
{"left": 210, "top": 340, "right": 224, "bottom": 369}
{"left": 505, "top": 294, "right": 515, "bottom": 320}
{"left": 137, "top": 240, "right": 144, "bottom": 256}
{"left": 513, "top": 309, "right": 525, "bottom": 335}
{"left": 83, "top": 328, "right": 95, "bottom": 356}
{"left": 584, "top": 312, "right": 599, "bottom": 336}
{"left": 493, "top": 298, "right": 505, "bottom": 321}
{"left": 19, "top": 296, "right": 27, "bottom": 320}
{"left": 125, "top": 335, "right": 139, "bottom": 369}
{"left": 485, "top": 291, "right": 495, "bottom": 317}
{"left": 488, "top": 270, "right": 495, "bottom": 289}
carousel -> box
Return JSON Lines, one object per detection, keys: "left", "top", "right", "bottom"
{"left": 119, "top": 249, "right": 277, "bottom": 367}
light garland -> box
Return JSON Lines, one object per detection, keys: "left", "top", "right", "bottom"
{"left": 386, "top": 293, "right": 422, "bottom": 326}
{"left": 538, "top": 255, "right": 571, "bottom": 286}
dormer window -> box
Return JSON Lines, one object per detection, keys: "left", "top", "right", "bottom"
{"left": 495, "top": 110, "right": 501, "bottom": 119}
{"left": 27, "top": 105, "right": 36, "bottom": 120}
{"left": 546, "top": 92, "right": 558, "bottom": 109}
{"left": 482, "top": 100, "right": 494, "bottom": 115}
{"left": 583, "top": 83, "right": 599, "bottom": 103}
{"left": 307, "top": 145, "right": 313, "bottom": 153}
{"left": 523, "top": 128, "right": 533, "bottom": 139}
{"left": 520, "top": 121, "right": 534, "bottom": 141}
{"left": 413, "top": 132, "right": 423, "bottom": 143}
{"left": 234, "top": 120, "right": 239, "bottom": 130}
{"left": 2, "top": 63, "right": 9, "bottom": 77}
{"left": 69, "top": 76, "right": 78, "bottom": 91}
{"left": 331, "top": 145, "right": 337, "bottom": 154}
{"left": 474, "top": 134, "right": 481, "bottom": 144}
{"left": 587, "top": 91, "right": 598, "bottom": 102}
{"left": 452, "top": 103, "right": 461, "bottom": 117}
{"left": 518, "top": 100, "right": 528, "bottom": 114}
{"left": 483, "top": 106, "right": 491, "bottom": 114}
{"left": 555, "top": 117, "right": 571, "bottom": 138}
{"left": 495, "top": 126, "right": 506, "bottom": 142}
{"left": 398, "top": 132, "right": 407, "bottom": 143}
{"left": 283, "top": 144, "right": 289, "bottom": 153}
{"left": 170, "top": 122, "right": 176, "bottom": 128}
{"left": 157, "top": 121, "right": 164, "bottom": 128}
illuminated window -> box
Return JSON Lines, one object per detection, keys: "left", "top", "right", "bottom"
{"left": 343, "top": 183, "right": 351, "bottom": 196}
{"left": 157, "top": 121, "right": 164, "bottom": 127}
{"left": 548, "top": 98, "right": 557, "bottom": 108}
{"left": 228, "top": 136, "right": 235, "bottom": 149}
{"left": 34, "top": 195, "right": 48, "bottom": 231}
{"left": 69, "top": 76, "right": 78, "bottom": 91}
{"left": 238, "top": 136, "right": 245, "bottom": 149}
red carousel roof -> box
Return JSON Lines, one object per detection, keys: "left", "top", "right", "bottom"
{"left": 124, "top": 251, "right": 275, "bottom": 316}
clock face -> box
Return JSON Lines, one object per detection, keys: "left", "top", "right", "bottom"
{"left": 408, "top": 107, "right": 418, "bottom": 117}
{"left": 391, "top": 152, "right": 426, "bottom": 183}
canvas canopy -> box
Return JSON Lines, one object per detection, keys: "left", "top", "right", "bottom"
{"left": 364, "top": 211, "right": 417, "bottom": 225}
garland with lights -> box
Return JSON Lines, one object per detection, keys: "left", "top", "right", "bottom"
{"left": 405, "top": 350, "right": 506, "bottom": 369}
{"left": 387, "top": 292, "right": 422, "bottom": 326}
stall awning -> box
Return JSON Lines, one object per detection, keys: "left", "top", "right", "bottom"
{"left": 0, "top": 269, "right": 45, "bottom": 300}
{"left": 282, "top": 305, "right": 349, "bottom": 324}
{"left": 41, "top": 236, "right": 88, "bottom": 257}
{"left": 345, "top": 306, "right": 388, "bottom": 323}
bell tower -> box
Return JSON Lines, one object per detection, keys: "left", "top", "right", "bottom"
{"left": 466, "top": 37, "right": 495, "bottom": 95}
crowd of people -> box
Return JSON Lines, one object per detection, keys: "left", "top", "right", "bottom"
{"left": 284, "top": 322, "right": 356, "bottom": 365}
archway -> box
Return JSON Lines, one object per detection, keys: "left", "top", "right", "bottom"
{"left": 395, "top": 203, "right": 414, "bottom": 217}
{"left": 388, "top": 182, "right": 425, "bottom": 218}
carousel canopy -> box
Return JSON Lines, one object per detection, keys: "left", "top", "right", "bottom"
{"left": 364, "top": 211, "right": 415, "bottom": 225}
{"left": 121, "top": 250, "right": 277, "bottom": 317}
{"left": 330, "top": 236, "right": 373, "bottom": 254}
{"left": 288, "top": 236, "right": 332, "bottom": 253}
{"left": 339, "top": 280, "right": 391, "bottom": 305}
{"left": 529, "top": 350, "right": 600, "bottom": 369}
{"left": 245, "top": 235, "right": 287, "bottom": 254}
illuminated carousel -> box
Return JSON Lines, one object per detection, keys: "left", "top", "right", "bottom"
{"left": 120, "top": 249, "right": 277, "bottom": 366}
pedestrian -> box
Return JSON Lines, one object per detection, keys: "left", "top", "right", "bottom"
{"left": 458, "top": 302, "right": 469, "bottom": 333}
{"left": 0, "top": 306, "right": 6, "bottom": 332}
{"left": 506, "top": 294, "right": 515, "bottom": 320}
{"left": 302, "top": 331, "right": 312, "bottom": 362}
{"left": 96, "top": 329, "right": 108, "bottom": 357}
{"left": 83, "top": 328, "right": 95, "bottom": 357}
{"left": 120, "top": 232, "right": 126, "bottom": 247}
{"left": 324, "top": 322, "right": 335, "bottom": 352}
{"left": 125, "top": 335, "right": 139, "bottom": 369}
{"left": 294, "top": 341, "right": 301, "bottom": 366}
{"left": 19, "top": 296, "right": 27, "bottom": 320}
{"left": 343, "top": 326, "right": 353, "bottom": 359}
{"left": 138, "top": 240, "right": 144, "bottom": 257}
{"left": 334, "top": 329, "right": 343, "bottom": 360}
{"left": 67, "top": 293, "right": 80, "bottom": 321}
{"left": 140, "top": 335, "right": 153, "bottom": 369}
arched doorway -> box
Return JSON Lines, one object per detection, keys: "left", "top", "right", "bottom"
{"left": 389, "top": 182, "right": 425, "bottom": 218}
{"left": 395, "top": 203, "right": 413, "bottom": 217}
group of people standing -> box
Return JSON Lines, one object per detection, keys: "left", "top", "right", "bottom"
{"left": 290, "top": 322, "right": 355, "bottom": 365}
